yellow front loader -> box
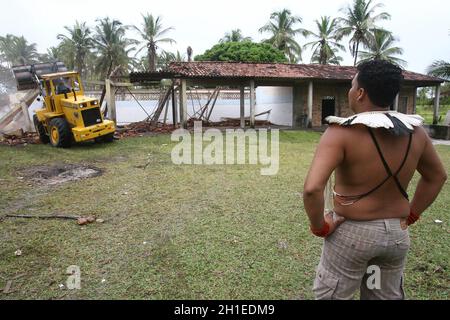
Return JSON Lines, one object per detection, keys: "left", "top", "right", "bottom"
{"left": 12, "top": 62, "right": 115, "bottom": 147}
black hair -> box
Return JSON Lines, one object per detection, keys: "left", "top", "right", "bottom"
{"left": 356, "top": 60, "right": 404, "bottom": 108}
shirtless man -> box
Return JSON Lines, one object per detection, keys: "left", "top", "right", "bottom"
{"left": 303, "top": 60, "right": 447, "bottom": 300}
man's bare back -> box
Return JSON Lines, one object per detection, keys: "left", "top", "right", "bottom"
{"left": 333, "top": 124, "right": 426, "bottom": 221}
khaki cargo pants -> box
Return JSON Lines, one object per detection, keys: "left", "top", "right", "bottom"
{"left": 313, "top": 218, "right": 410, "bottom": 300}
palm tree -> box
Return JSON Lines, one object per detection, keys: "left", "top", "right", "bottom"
{"left": 93, "top": 17, "right": 137, "bottom": 79}
{"left": 187, "top": 46, "right": 193, "bottom": 62}
{"left": 337, "top": 0, "right": 391, "bottom": 65}
{"left": 311, "top": 48, "right": 344, "bottom": 65}
{"left": 157, "top": 50, "right": 185, "bottom": 70}
{"left": 56, "top": 38, "right": 76, "bottom": 70}
{"left": 259, "top": 9, "right": 307, "bottom": 63}
{"left": 42, "top": 46, "right": 62, "bottom": 62}
{"left": 0, "top": 34, "right": 17, "bottom": 66}
{"left": 37, "top": 46, "right": 63, "bottom": 64}
{"left": 427, "top": 60, "right": 450, "bottom": 80}
{"left": 134, "top": 14, "right": 176, "bottom": 72}
{"left": 0, "top": 34, "right": 39, "bottom": 66}
{"left": 358, "top": 29, "right": 406, "bottom": 67}
{"left": 220, "top": 29, "right": 252, "bottom": 43}
{"left": 303, "top": 16, "right": 345, "bottom": 65}
{"left": 57, "top": 21, "right": 93, "bottom": 77}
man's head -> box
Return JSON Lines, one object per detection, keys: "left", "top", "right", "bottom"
{"left": 348, "top": 60, "right": 404, "bottom": 113}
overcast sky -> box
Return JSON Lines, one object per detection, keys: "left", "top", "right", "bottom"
{"left": 0, "top": 0, "right": 448, "bottom": 74}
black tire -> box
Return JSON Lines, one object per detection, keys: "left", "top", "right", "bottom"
{"left": 33, "top": 114, "right": 49, "bottom": 144}
{"left": 48, "top": 118, "right": 72, "bottom": 148}
{"left": 95, "top": 133, "right": 115, "bottom": 143}
{"left": 102, "top": 133, "right": 115, "bottom": 143}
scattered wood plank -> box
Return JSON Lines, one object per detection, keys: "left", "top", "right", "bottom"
{"left": 5, "top": 214, "right": 81, "bottom": 220}
{"left": 150, "top": 87, "right": 172, "bottom": 126}
{"left": 11, "top": 273, "right": 26, "bottom": 280}
{"left": 3, "top": 280, "right": 12, "bottom": 294}
{"left": 206, "top": 88, "right": 221, "bottom": 122}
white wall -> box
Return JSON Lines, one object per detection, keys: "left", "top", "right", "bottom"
{"left": 20, "top": 87, "right": 295, "bottom": 127}
{"left": 255, "top": 86, "right": 293, "bottom": 126}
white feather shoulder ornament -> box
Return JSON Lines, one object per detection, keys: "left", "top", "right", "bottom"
{"left": 326, "top": 111, "right": 424, "bottom": 135}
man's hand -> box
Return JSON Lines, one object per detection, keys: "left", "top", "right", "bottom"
{"left": 400, "top": 218, "right": 408, "bottom": 230}
{"left": 324, "top": 211, "right": 346, "bottom": 237}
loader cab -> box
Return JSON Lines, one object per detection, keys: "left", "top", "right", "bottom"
{"left": 55, "top": 78, "right": 71, "bottom": 95}
{"left": 41, "top": 72, "right": 84, "bottom": 97}
{"left": 41, "top": 72, "right": 84, "bottom": 113}
{"left": 52, "top": 75, "right": 82, "bottom": 96}
{"left": 41, "top": 80, "right": 52, "bottom": 98}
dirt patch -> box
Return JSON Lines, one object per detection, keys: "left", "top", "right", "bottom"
{"left": 19, "top": 164, "right": 103, "bottom": 185}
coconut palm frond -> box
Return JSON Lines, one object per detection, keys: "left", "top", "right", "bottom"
{"left": 134, "top": 13, "right": 176, "bottom": 72}
{"left": 427, "top": 60, "right": 450, "bottom": 79}
{"left": 259, "top": 8, "right": 305, "bottom": 63}
{"left": 337, "top": 0, "right": 392, "bottom": 65}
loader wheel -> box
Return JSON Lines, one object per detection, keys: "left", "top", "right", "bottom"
{"left": 33, "top": 114, "right": 49, "bottom": 144}
{"left": 95, "top": 133, "right": 115, "bottom": 143}
{"left": 49, "top": 118, "right": 72, "bottom": 148}
{"left": 102, "top": 133, "right": 115, "bottom": 143}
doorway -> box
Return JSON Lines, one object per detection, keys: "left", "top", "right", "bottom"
{"left": 322, "top": 97, "right": 336, "bottom": 124}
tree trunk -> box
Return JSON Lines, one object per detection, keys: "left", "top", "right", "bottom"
{"left": 320, "top": 47, "right": 326, "bottom": 65}
{"left": 149, "top": 44, "right": 156, "bottom": 72}
{"left": 76, "top": 57, "right": 83, "bottom": 78}
{"left": 354, "top": 40, "right": 360, "bottom": 66}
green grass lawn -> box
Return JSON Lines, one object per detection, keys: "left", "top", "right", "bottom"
{"left": 0, "top": 131, "right": 448, "bottom": 300}
{"left": 416, "top": 105, "right": 450, "bottom": 125}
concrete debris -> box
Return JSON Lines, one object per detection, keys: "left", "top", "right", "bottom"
{"left": 1, "top": 118, "right": 273, "bottom": 146}
{"left": 116, "top": 122, "right": 174, "bottom": 138}
{"left": 77, "top": 216, "right": 96, "bottom": 226}
{"left": 187, "top": 118, "right": 272, "bottom": 128}
{"left": 5, "top": 128, "right": 24, "bottom": 137}
{"left": 0, "top": 131, "right": 39, "bottom": 146}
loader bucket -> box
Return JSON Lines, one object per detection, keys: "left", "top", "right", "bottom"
{"left": 12, "top": 62, "right": 67, "bottom": 91}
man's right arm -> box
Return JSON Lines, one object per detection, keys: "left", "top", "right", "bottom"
{"left": 410, "top": 127, "right": 447, "bottom": 216}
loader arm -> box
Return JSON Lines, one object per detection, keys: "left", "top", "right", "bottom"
{"left": 12, "top": 62, "right": 67, "bottom": 91}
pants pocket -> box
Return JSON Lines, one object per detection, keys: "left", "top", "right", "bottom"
{"left": 395, "top": 231, "right": 410, "bottom": 250}
{"left": 313, "top": 267, "right": 339, "bottom": 300}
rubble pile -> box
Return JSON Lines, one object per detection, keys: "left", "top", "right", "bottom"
{"left": 187, "top": 118, "right": 272, "bottom": 128}
{"left": 116, "top": 122, "right": 176, "bottom": 138}
{"left": 1, "top": 119, "right": 274, "bottom": 146}
{"left": 0, "top": 129, "right": 40, "bottom": 146}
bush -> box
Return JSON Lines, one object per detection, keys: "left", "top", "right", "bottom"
{"left": 194, "top": 41, "right": 287, "bottom": 63}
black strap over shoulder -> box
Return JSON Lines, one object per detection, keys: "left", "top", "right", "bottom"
{"left": 366, "top": 127, "right": 412, "bottom": 200}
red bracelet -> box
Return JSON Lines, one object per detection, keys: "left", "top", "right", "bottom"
{"left": 310, "top": 222, "right": 330, "bottom": 238}
{"left": 407, "top": 210, "right": 420, "bottom": 226}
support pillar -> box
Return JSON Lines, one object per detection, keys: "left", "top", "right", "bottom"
{"left": 179, "top": 79, "right": 187, "bottom": 129}
{"left": 20, "top": 101, "right": 33, "bottom": 132}
{"left": 105, "top": 79, "right": 116, "bottom": 124}
{"left": 240, "top": 85, "right": 245, "bottom": 129}
{"left": 250, "top": 80, "right": 255, "bottom": 129}
{"left": 307, "top": 81, "right": 313, "bottom": 127}
{"left": 394, "top": 94, "right": 399, "bottom": 111}
{"left": 171, "top": 85, "right": 178, "bottom": 127}
{"left": 433, "top": 85, "right": 441, "bottom": 125}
